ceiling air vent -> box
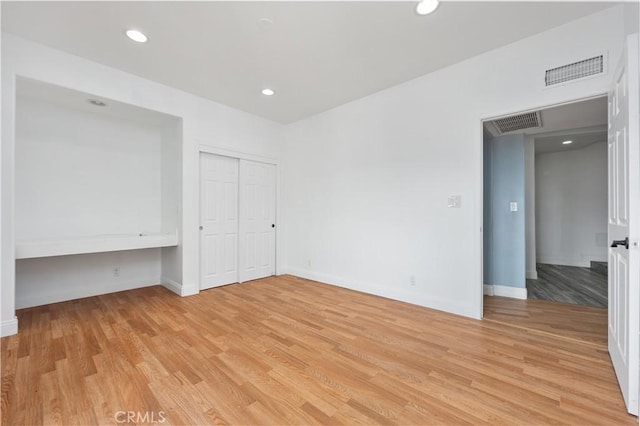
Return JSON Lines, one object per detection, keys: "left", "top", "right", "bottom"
{"left": 490, "top": 111, "right": 542, "bottom": 134}
{"left": 545, "top": 55, "right": 604, "bottom": 86}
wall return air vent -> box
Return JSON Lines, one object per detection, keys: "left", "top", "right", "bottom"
{"left": 489, "top": 111, "right": 542, "bottom": 135}
{"left": 545, "top": 55, "right": 604, "bottom": 86}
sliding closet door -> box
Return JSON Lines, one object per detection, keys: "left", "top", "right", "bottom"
{"left": 239, "top": 159, "right": 276, "bottom": 282}
{"left": 199, "top": 153, "right": 239, "bottom": 289}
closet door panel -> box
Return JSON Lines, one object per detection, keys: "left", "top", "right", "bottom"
{"left": 199, "top": 153, "right": 239, "bottom": 289}
{"left": 239, "top": 160, "right": 276, "bottom": 282}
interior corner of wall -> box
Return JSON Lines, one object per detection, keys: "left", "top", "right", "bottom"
{"left": 276, "top": 266, "right": 291, "bottom": 276}
{"left": 161, "top": 276, "right": 183, "bottom": 295}
{"left": 492, "top": 284, "right": 527, "bottom": 300}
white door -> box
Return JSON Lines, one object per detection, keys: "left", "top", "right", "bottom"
{"left": 239, "top": 159, "right": 276, "bottom": 282}
{"left": 199, "top": 153, "right": 239, "bottom": 289}
{"left": 608, "top": 33, "right": 639, "bottom": 416}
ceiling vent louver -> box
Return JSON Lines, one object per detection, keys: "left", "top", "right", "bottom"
{"left": 545, "top": 55, "right": 604, "bottom": 86}
{"left": 491, "top": 111, "right": 542, "bottom": 134}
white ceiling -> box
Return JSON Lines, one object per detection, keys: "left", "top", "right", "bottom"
{"left": 531, "top": 96, "right": 608, "bottom": 154}
{"left": 17, "top": 77, "right": 180, "bottom": 127}
{"left": 534, "top": 129, "right": 607, "bottom": 154}
{"left": 2, "top": 1, "right": 615, "bottom": 123}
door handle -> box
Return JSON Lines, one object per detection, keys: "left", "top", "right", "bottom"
{"left": 611, "top": 237, "right": 629, "bottom": 249}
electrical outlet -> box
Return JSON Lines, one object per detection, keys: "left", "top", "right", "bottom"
{"left": 113, "top": 268, "right": 120, "bottom": 277}
{"left": 307, "top": 259, "right": 312, "bottom": 268}
{"left": 410, "top": 275, "right": 416, "bottom": 286}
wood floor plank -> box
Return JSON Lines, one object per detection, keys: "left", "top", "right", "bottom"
{"left": 483, "top": 295, "right": 608, "bottom": 347}
{"left": 528, "top": 263, "right": 607, "bottom": 307}
{"left": 0, "top": 275, "right": 635, "bottom": 425}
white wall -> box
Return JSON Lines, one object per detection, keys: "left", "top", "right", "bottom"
{"left": 15, "top": 249, "right": 160, "bottom": 309}
{"left": 282, "top": 6, "right": 626, "bottom": 319}
{"left": 161, "top": 119, "right": 183, "bottom": 288}
{"left": 0, "top": 26, "right": 4, "bottom": 336}
{"left": 535, "top": 142, "right": 608, "bottom": 267}
{"left": 15, "top": 96, "right": 163, "bottom": 239}
{"left": 1, "top": 33, "right": 283, "bottom": 336}
{"left": 625, "top": 2, "right": 640, "bottom": 36}
{"left": 13, "top": 93, "right": 174, "bottom": 309}
{"left": 525, "top": 136, "right": 537, "bottom": 279}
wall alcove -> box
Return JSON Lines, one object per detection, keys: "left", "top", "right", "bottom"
{"left": 14, "top": 77, "right": 182, "bottom": 308}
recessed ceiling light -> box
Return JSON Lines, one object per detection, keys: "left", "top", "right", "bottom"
{"left": 261, "top": 88, "right": 275, "bottom": 96}
{"left": 562, "top": 140, "right": 573, "bottom": 145}
{"left": 416, "top": 0, "right": 439, "bottom": 15}
{"left": 126, "top": 29, "right": 148, "bottom": 43}
{"left": 88, "top": 99, "right": 107, "bottom": 107}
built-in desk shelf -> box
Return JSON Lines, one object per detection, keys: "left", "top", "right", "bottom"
{"left": 15, "top": 232, "right": 179, "bottom": 259}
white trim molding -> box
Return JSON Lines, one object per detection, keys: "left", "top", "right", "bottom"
{"left": 483, "top": 284, "right": 494, "bottom": 296}
{"left": 483, "top": 284, "right": 527, "bottom": 299}
{"left": 1, "top": 317, "right": 19, "bottom": 337}
{"left": 526, "top": 269, "right": 538, "bottom": 280}
{"left": 197, "top": 144, "right": 278, "bottom": 165}
{"left": 283, "top": 268, "right": 477, "bottom": 319}
{"left": 536, "top": 255, "right": 607, "bottom": 268}
{"left": 181, "top": 283, "right": 199, "bottom": 297}
{"left": 161, "top": 277, "right": 199, "bottom": 297}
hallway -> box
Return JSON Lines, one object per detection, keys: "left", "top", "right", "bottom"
{"left": 527, "top": 263, "right": 607, "bottom": 308}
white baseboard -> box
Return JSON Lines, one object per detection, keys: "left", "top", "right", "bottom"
{"left": 484, "top": 284, "right": 527, "bottom": 299}
{"left": 526, "top": 269, "right": 538, "bottom": 280}
{"left": 282, "top": 267, "right": 479, "bottom": 319}
{"left": 161, "top": 277, "right": 182, "bottom": 295}
{"left": 537, "top": 255, "right": 607, "bottom": 268}
{"left": 181, "top": 283, "right": 199, "bottom": 296}
{"left": 16, "top": 279, "right": 159, "bottom": 309}
{"left": 161, "top": 277, "right": 199, "bottom": 297}
{"left": 537, "top": 257, "right": 587, "bottom": 268}
{"left": 1, "top": 317, "right": 18, "bottom": 337}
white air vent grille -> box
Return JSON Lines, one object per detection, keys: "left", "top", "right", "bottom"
{"left": 545, "top": 55, "right": 604, "bottom": 86}
{"left": 492, "top": 111, "right": 542, "bottom": 134}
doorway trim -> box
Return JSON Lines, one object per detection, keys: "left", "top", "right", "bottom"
{"left": 478, "top": 93, "right": 607, "bottom": 318}
{"left": 198, "top": 144, "right": 279, "bottom": 166}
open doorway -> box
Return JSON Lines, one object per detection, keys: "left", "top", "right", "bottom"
{"left": 482, "top": 96, "right": 608, "bottom": 344}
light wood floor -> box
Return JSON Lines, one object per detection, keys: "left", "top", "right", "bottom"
{"left": 483, "top": 296, "right": 608, "bottom": 347}
{"left": 1, "top": 275, "right": 634, "bottom": 425}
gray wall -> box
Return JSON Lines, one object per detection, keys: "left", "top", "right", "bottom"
{"left": 483, "top": 131, "right": 493, "bottom": 284}
{"left": 484, "top": 134, "right": 526, "bottom": 288}
{"left": 535, "top": 142, "right": 608, "bottom": 267}
{"left": 525, "top": 136, "right": 537, "bottom": 279}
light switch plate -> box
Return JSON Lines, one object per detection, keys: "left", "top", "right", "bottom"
{"left": 510, "top": 201, "right": 518, "bottom": 212}
{"left": 448, "top": 195, "right": 462, "bottom": 208}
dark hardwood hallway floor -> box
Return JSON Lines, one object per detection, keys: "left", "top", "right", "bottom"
{"left": 527, "top": 263, "right": 607, "bottom": 308}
